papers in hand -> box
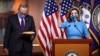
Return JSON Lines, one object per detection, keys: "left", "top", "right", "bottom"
{"left": 22, "top": 31, "right": 35, "bottom": 35}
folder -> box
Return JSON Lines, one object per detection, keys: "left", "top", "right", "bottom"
{"left": 22, "top": 31, "right": 35, "bottom": 35}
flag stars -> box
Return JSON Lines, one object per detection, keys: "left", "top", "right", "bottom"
{"left": 64, "top": 0, "right": 66, "bottom": 2}
{"left": 65, "top": 8, "right": 67, "bottom": 10}
{"left": 63, "top": 4, "right": 65, "bottom": 6}
{"left": 47, "top": 10, "right": 50, "bottom": 12}
{"left": 70, "top": 0, "right": 72, "bottom": 2}
{"left": 52, "top": 10, "right": 54, "bottom": 12}
{"left": 69, "top": 4, "right": 71, "bottom": 6}
{"left": 62, "top": 7, "right": 64, "bottom": 9}
{"left": 66, "top": 5, "right": 68, "bottom": 7}
{"left": 64, "top": 11, "right": 66, "bottom": 14}
{"left": 66, "top": 2, "right": 68, "bottom": 4}
{"left": 61, "top": 0, "right": 73, "bottom": 16}
{"left": 44, "top": 0, "right": 58, "bottom": 16}
{"left": 49, "top": 3, "right": 51, "bottom": 6}
{"left": 48, "top": 6, "right": 50, "bottom": 9}
{"left": 68, "top": 7, "right": 71, "bottom": 9}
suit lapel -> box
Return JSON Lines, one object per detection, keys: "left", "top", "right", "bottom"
{"left": 15, "top": 14, "right": 21, "bottom": 30}
{"left": 25, "top": 15, "right": 29, "bottom": 30}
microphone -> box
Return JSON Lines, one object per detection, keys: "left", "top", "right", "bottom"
{"left": 74, "top": 24, "right": 85, "bottom": 38}
{"left": 68, "top": 25, "right": 71, "bottom": 27}
{"left": 65, "top": 25, "right": 70, "bottom": 29}
{"left": 74, "top": 24, "right": 76, "bottom": 27}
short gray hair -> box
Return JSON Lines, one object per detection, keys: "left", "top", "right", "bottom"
{"left": 18, "top": 4, "right": 28, "bottom": 10}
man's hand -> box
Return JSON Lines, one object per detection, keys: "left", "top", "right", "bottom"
{"left": 3, "top": 48, "right": 9, "bottom": 55}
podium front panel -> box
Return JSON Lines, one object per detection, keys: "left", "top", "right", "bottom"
{"left": 52, "top": 39, "right": 92, "bottom": 56}
{"left": 55, "top": 44, "right": 89, "bottom": 56}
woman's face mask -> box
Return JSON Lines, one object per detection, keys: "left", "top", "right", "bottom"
{"left": 70, "top": 10, "right": 78, "bottom": 21}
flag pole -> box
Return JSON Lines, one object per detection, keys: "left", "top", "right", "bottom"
{"left": 58, "top": 3, "right": 61, "bottom": 27}
{"left": 57, "top": 2, "right": 62, "bottom": 39}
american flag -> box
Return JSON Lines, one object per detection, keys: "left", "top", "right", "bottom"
{"left": 37, "top": 0, "right": 61, "bottom": 56}
{"left": 60, "top": 0, "right": 73, "bottom": 39}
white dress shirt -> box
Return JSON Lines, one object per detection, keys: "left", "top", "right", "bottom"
{"left": 18, "top": 14, "right": 25, "bottom": 25}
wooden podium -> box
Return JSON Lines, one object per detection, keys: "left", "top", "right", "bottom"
{"left": 52, "top": 39, "right": 92, "bottom": 56}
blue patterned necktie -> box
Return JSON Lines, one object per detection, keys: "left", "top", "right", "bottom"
{"left": 21, "top": 17, "right": 25, "bottom": 31}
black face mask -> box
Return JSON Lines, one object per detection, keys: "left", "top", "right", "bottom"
{"left": 70, "top": 14, "right": 78, "bottom": 22}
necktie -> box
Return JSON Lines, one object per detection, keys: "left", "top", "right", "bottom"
{"left": 21, "top": 18, "right": 25, "bottom": 31}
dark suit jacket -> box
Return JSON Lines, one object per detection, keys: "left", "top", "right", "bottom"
{"left": 3, "top": 14, "right": 36, "bottom": 52}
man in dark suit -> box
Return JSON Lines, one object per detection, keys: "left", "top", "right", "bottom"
{"left": 3, "top": 4, "right": 36, "bottom": 56}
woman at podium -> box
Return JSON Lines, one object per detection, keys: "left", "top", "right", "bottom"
{"left": 60, "top": 8, "right": 91, "bottom": 39}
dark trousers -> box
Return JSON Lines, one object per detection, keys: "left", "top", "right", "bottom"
{"left": 8, "top": 45, "right": 32, "bottom": 56}
{"left": 9, "top": 51, "right": 32, "bottom": 56}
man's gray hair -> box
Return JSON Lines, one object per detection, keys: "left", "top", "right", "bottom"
{"left": 18, "top": 4, "right": 28, "bottom": 10}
